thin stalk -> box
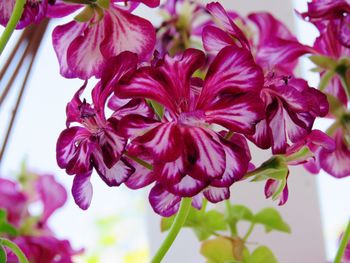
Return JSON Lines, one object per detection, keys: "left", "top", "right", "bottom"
{"left": 225, "top": 200, "right": 238, "bottom": 236}
{"left": 151, "top": 198, "right": 192, "bottom": 263}
{"left": 124, "top": 152, "right": 153, "bottom": 170}
{"left": 338, "top": 72, "right": 350, "bottom": 102}
{"left": 243, "top": 223, "right": 255, "bottom": 242}
{"left": 0, "top": 238, "right": 29, "bottom": 263}
{"left": 334, "top": 219, "right": 350, "bottom": 263}
{"left": 0, "top": 0, "right": 26, "bottom": 55}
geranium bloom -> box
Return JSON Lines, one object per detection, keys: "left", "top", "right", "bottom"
{"left": 52, "top": 0, "right": 159, "bottom": 79}
{"left": 319, "top": 127, "right": 350, "bottom": 178}
{"left": 299, "top": 0, "right": 350, "bottom": 47}
{"left": 313, "top": 17, "right": 350, "bottom": 106}
{"left": 56, "top": 52, "right": 152, "bottom": 209}
{"left": 116, "top": 46, "right": 264, "bottom": 216}
{"left": 0, "top": 174, "right": 78, "bottom": 262}
{"left": 249, "top": 75, "right": 328, "bottom": 154}
{"left": 202, "top": 2, "right": 312, "bottom": 74}
{"left": 156, "top": 0, "right": 211, "bottom": 56}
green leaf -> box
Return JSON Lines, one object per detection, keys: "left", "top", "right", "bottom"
{"left": 161, "top": 206, "right": 227, "bottom": 241}
{"left": 247, "top": 246, "right": 278, "bottom": 263}
{"left": 149, "top": 100, "right": 164, "bottom": 119}
{"left": 96, "top": 0, "right": 110, "bottom": 9}
{"left": 319, "top": 70, "right": 335, "bottom": 91}
{"left": 0, "top": 222, "right": 18, "bottom": 236}
{"left": 229, "top": 205, "right": 254, "bottom": 221}
{"left": 0, "top": 245, "right": 6, "bottom": 263}
{"left": 0, "top": 210, "right": 6, "bottom": 222}
{"left": 327, "top": 93, "right": 346, "bottom": 118}
{"left": 200, "top": 237, "right": 235, "bottom": 263}
{"left": 254, "top": 208, "right": 291, "bottom": 233}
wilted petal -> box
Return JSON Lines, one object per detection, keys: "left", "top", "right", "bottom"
{"left": 198, "top": 46, "right": 263, "bottom": 107}
{"left": 149, "top": 184, "right": 181, "bottom": 217}
{"left": 72, "top": 172, "right": 93, "bottom": 210}
{"left": 203, "top": 187, "right": 230, "bottom": 203}
{"left": 36, "top": 175, "right": 67, "bottom": 224}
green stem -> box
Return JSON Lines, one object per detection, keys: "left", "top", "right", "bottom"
{"left": 0, "top": 0, "right": 26, "bottom": 55}
{"left": 334, "top": 219, "right": 350, "bottom": 263}
{"left": 151, "top": 198, "right": 192, "bottom": 263}
{"left": 243, "top": 223, "right": 255, "bottom": 242}
{"left": 0, "top": 238, "right": 29, "bottom": 263}
{"left": 338, "top": 71, "right": 350, "bottom": 101}
{"left": 225, "top": 200, "right": 237, "bottom": 236}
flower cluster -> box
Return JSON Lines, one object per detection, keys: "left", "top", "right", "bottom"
{"left": 2, "top": 0, "right": 349, "bottom": 218}
{"left": 0, "top": 170, "right": 79, "bottom": 262}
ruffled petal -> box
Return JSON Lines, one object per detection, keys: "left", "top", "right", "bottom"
{"left": 198, "top": 46, "right": 263, "bottom": 108}
{"left": 52, "top": 21, "right": 87, "bottom": 78}
{"left": 320, "top": 129, "right": 350, "bottom": 178}
{"left": 56, "top": 127, "right": 93, "bottom": 174}
{"left": 93, "top": 151, "right": 134, "bottom": 186}
{"left": 203, "top": 187, "right": 230, "bottom": 203}
{"left": 149, "top": 184, "right": 181, "bottom": 217}
{"left": 36, "top": 175, "right": 67, "bottom": 223}
{"left": 72, "top": 172, "right": 93, "bottom": 210}
{"left": 204, "top": 93, "right": 264, "bottom": 134}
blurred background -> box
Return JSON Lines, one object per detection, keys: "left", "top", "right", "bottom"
{"left": 0, "top": 0, "right": 349, "bottom": 262}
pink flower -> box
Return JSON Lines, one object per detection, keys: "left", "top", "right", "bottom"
{"left": 248, "top": 76, "right": 329, "bottom": 154}
{"left": 299, "top": 0, "right": 350, "bottom": 47}
{"left": 319, "top": 127, "right": 350, "bottom": 178}
{"left": 56, "top": 52, "right": 153, "bottom": 209}
{"left": 116, "top": 47, "right": 264, "bottom": 216}
{"left": 202, "top": 2, "right": 312, "bottom": 75}
{"left": 52, "top": 0, "right": 159, "bottom": 79}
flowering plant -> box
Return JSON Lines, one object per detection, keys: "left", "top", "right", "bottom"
{"left": 0, "top": 0, "right": 350, "bottom": 262}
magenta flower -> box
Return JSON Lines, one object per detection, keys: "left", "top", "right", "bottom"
{"left": 116, "top": 47, "right": 264, "bottom": 216}
{"left": 0, "top": 178, "right": 27, "bottom": 227}
{"left": 319, "top": 127, "right": 350, "bottom": 178}
{"left": 202, "top": 2, "right": 312, "bottom": 75}
{"left": 265, "top": 176, "right": 289, "bottom": 206}
{"left": 248, "top": 75, "right": 328, "bottom": 154}
{"left": 52, "top": 0, "right": 159, "bottom": 79}
{"left": 300, "top": 0, "right": 350, "bottom": 47}
{"left": 313, "top": 18, "right": 350, "bottom": 106}
{"left": 56, "top": 52, "right": 153, "bottom": 209}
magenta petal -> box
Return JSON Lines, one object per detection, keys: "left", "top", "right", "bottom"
{"left": 204, "top": 93, "right": 264, "bottom": 134}
{"left": 184, "top": 127, "right": 226, "bottom": 180}
{"left": 202, "top": 25, "right": 238, "bottom": 53}
{"left": 112, "top": 99, "right": 153, "bottom": 120}
{"left": 203, "top": 187, "right": 230, "bottom": 203}
{"left": 67, "top": 21, "right": 106, "bottom": 79}
{"left": 149, "top": 184, "right": 181, "bottom": 217}
{"left": 65, "top": 82, "right": 86, "bottom": 127}
{"left": 56, "top": 127, "right": 92, "bottom": 174}
{"left": 72, "top": 172, "right": 93, "bottom": 210}
{"left": 47, "top": 1, "right": 82, "bottom": 18}
{"left": 136, "top": 123, "right": 183, "bottom": 162}
{"left": 167, "top": 175, "right": 208, "bottom": 197}
{"left": 100, "top": 6, "right": 156, "bottom": 62}
{"left": 52, "top": 21, "right": 87, "bottom": 78}
{"left": 117, "top": 114, "right": 159, "bottom": 139}
{"left": 320, "top": 129, "right": 350, "bottom": 178}
{"left": 93, "top": 152, "right": 134, "bottom": 187}
{"left": 36, "top": 175, "right": 67, "bottom": 223}
{"left": 198, "top": 46, "right": 263, "bottom": 107}
{"left": 339, "top": 15, "right": 350, "bottom": 47}
{"left": 135, "top": 0, "right": 160, "bottom": 8}
{"left": 248, "top": 119, "right": 271, "bottom": 149}
{"left": 211, "top": 134, "right": 251, "bottom": 187}
{"left": 157, "top": 157, "right": 185, "bottom": 186}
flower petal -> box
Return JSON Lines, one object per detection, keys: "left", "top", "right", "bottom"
{"left": 149, "top": 184, "right": 181, "bottom": 217}
{"left": 203, "top": 187, "right": 230, "bottom": 203}
{"left": 198, "top": 46, "right": 263, "bottom": 108}
{"left": 72, "top": 172, "right": 93, "bottom": 210}
{"left": 36, "top": 175, "right": 67, "bottom": 224}
{"left": 166, "top": 175, "right": 208, "bottom": 197}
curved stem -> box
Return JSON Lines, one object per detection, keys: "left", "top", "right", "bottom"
{"left": 243, "top": 223, "right": 255, "bottom": 242}
{"left": 334, "top": 219, "right": 350, "bottom": 263}
{"left": 0, "top": 0, "right": 26, "bottom": 55}
{"left": 0, "top": 238, "right": 29, "bottom": 263}
{"left": 151, "top": 198, "right": 192, "bottom": 263}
